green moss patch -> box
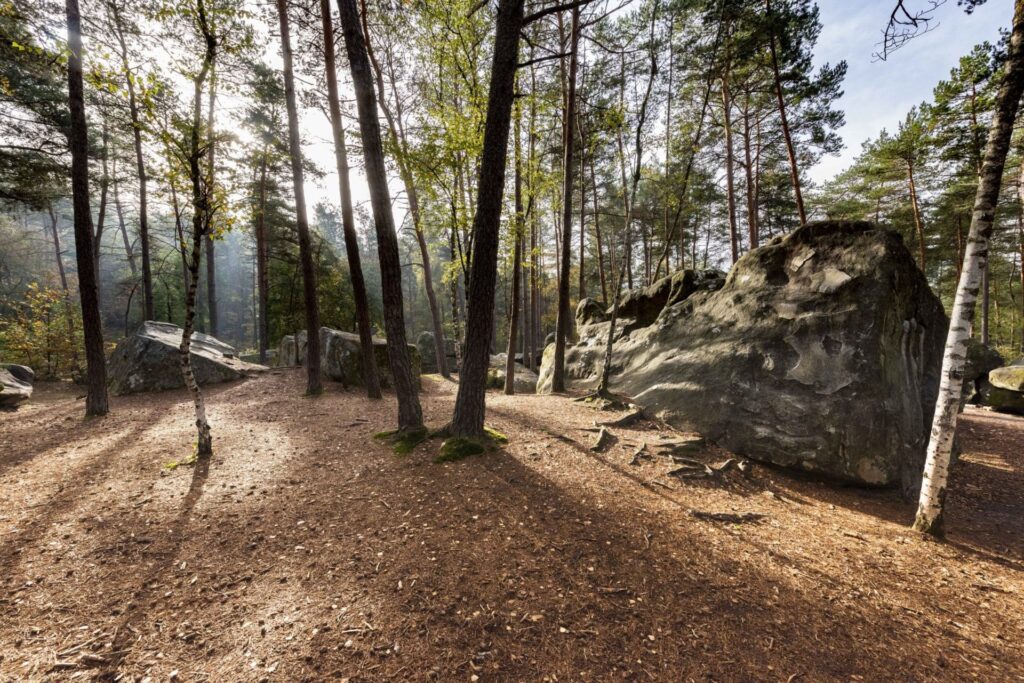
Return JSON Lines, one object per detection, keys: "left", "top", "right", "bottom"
{"left": 374, "top": 427, "right": 429, "bottom": 455}
{"left": 434, "top": 437, "right": 487, "bottom": 463}
{"left": 434, "top": 426, "right": 508, "bottom": 463}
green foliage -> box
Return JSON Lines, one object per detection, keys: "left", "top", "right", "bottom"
{"left": 0, "top": 283, "right": 84, "bottom": 379}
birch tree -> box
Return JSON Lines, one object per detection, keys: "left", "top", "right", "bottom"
{"left": 914, "top": 0, "right": 1024, "bottom": 536}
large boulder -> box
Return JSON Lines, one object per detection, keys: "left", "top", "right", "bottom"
{"left": 539, "top": 222, "right": 948, "bottom": 493}
{"left": 279, "top": 328, "right": 422, "bottom": 387}
{"left": 417, "top": 331, "right": 439, "bottom": 373}
{"left": 979, "top": 365, "right": 1024, "bottom": 414}
{"left": 108, "top": 321, "right": 268, "bottom": 395}
{"left": 319, "top": 327, "right": 421, "bottom": 388}
{"left": 963, "top": 339, "right": 1004, "bottom": 403}
{"left": 487, "top": 353, "right": 539, "bottom": 393}
{"left": 277, "top": 335, "right": 298, "bottom": 367}
{"left": 0, "top": 364, "right": 33, "bottom": 408}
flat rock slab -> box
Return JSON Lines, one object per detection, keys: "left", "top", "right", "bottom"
{"left": 108, "top": 321, "right": 268, "bottom": 395}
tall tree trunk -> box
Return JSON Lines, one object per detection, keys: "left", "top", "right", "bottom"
{"left": 578, "top": 109, "right": 586, "bottom": 301}
{"left": 94, "top": 121, "right": 109, "bottom": 294}
{"left": 907, "top": 161, "right": 927, "bottom": 270}
{"left": 447, "top": 0, "right": 525, "bottom": 436}
{"left": 181, "top": 0, "right": 217, "bottom": 458}
{"left": 1018, "top": 145, "right": 1024, "bottom": 352}
{"left": 64, "top": 0, "right": 108, "bottom": 416}
{"left": 204, "top": 67, "right": 218, "bottom": 338}
{"left": 767, "top": 0, "right": 806, "bottom": 225}
{"left": 505, "top": 103, "right": 525, "bottom": 395}
{"left": 360, "top": 0, "right": 449, "bottom": 379}
{"left": 594, "top": 8, "right": 657, "bottom": 396}
{"left": 109, "top": 0, "right": 153, "bottom": 320}
{"left": 113, "top": 168, "right": 138, "bottom": 276}
{"left": 321, "top": 0, "right": 381, "bottom": 398}
{"left": 552, "top": 6, "right": 579, "bottom": 394}
{"left": 742, "top": 90, "right": 758, "bottom": 250}
{"left": 721, "top": 73, "right": 740, "bottom": 264}
{"left": 914, "top": 0, "right": 1024, "bottom": 536}
{"left": 653, "top": 63, "right": 715, "bottom": 280}
{"left": 589, "top": 154, "right": 608, "bottom": 304}
{"left": 47, "top": 204, "right": 69, "bottom": 293}
{"left": 337, "top": 0, "right": 422, "bottom": 430}
{"left": 277, "top": 0, "right": 323, "bottom": 395}
{"left": 255, "top": 153, "right": 270, "bottom": 365}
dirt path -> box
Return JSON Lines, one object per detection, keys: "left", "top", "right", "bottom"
{"left": 1, "top": 370, "right": 1022, "bottom": 682}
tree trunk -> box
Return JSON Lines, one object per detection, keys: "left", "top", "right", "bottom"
{"left": 721, "top": 73, "right": 740, "bottom": 264}
{"left": 914, "top": 0, "right": 1024, "bottom": 536}
{"left": 337, "top": 0, "right": 422, "bottom": 430}
{"left": 767, "top": 0, "right": 806, "bottom": 225}
{"left": 204, "top": 67, "right": 218, "bottom": 339}
{"left": 113, "top": 168, "right": 138, "bottom": 276}
{"left": 110, "top": 0, "right": 153, "bottom": 320}
{"left": 255, "top": 153, "right": 270, "bottom": 365}
{"left": 47, "top": 203, "right": 69, "bottom": 293}
{"left": 742, "top": 90, "right": 758, "bottom": 250}
{"left": 360, "top": 0, "right": 449, "bottom": 379}
{"left": 907, "top": 161, "right": 927, "bottom": 270}
{"left": 182, "top": 0, "right": 217, "bottom": 457}
{"left": 505, "top": 104, "right": 525, "bottom": 395}
{"left": 94, "top": 121, "right": 109, "bottom": 294}
{"left": 552, "top": 6, "right": 579, "bottom": 394}
{"left": 590, "top": 154, "right": 607, "bottom": 304}
{"left": 277, "top": 0, "right": 323, "bottom": 395}
{"left": 65, "top": 0, "right": 108, "bottom": 416}
{"left": 321, "top": 0, "right": 381, "bottom": 398}
{"left": 448, "top": 0, "right": 525, "bottom": 436}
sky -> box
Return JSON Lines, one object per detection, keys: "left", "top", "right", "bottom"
{"left": 808, "top": 0, "right": 1011, "bottom": 183}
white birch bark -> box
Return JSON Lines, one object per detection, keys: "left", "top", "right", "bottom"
{"left": 914, "top": 0, "right": 1024, "bottom": 535}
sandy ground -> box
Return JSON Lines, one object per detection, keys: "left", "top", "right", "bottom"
{"left": 1, "top": 369, "right": 1022, "bottom": 682}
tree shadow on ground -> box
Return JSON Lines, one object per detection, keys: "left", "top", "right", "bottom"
{"left": 3, "top": 373, "right": 1021, "bottom": 681}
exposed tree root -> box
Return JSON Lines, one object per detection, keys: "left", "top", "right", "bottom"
{"left": 590, "top": 426, "right": 614, "bottom": 452}
{"left": 688, "top": 510, "right": 766, "bottom": 524}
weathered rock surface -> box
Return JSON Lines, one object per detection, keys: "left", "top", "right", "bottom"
{"left": 277, "top": 335, "right": 298, "bottom": 367}
{"left": 108, "top": 321, "right": 268, "bottom": 395}
{"left": 279, "top": 328, "right": 421, "bottom": 387}
{"left": 416, "top": 331, "right": 457, "bottom": 374}
{"left": 487, "top": 353, "right": 539, "bottom": 394}
{"left": 320, "top": 327, "right": 421, "bottom": 388}
{"left": 540, "top": 222, "right": 947, "bottom": 492}
{"left": 979, "top": 364, "right": 1024, "bottom": 414}
{"left": 0, "top": 364, "right": 33, "bottom": 408}
{"left": 964, "top": 339, "right": 1004, "bottom": 403}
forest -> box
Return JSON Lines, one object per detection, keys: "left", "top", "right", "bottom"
{"left": 2, "top": 0, "right": 1024, "bottom": 679}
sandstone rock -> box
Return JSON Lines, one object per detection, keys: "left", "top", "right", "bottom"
{"left": 0, "top": 364, "right": 33, "bottom": 408}
{"left": 415, "top": 331, "right": 456, "bottom": 373}
{"left": 108, "top": 321, "right": 268, "bottom": 395}
{"left": 318, "top": 327, "right": 421, "bottom": 388}
{"left": 978, "top": 382, "right": 1024, "bottom": 415}
{"left": 989, "top": 365, "right": 1024, "bottom": 393}
{"left": 277, "top": 335, "right": 298, "bottom": 367}
{"left": 282, "top": 327, "right": 421, "bottom": 387}
{"left": 487, "top": 353, "right": 539, "bottom": 393}
{"left": 978, "top": 364, "right": 1024, "bottom": 415}
{"left": 539, "top": 221, "right": 947, "bottom": 493}
{"left": 2, "top": 363, "right": 34, "bottom": 384}
{"left": 417, "top": 331, "right": 439, "bottom": 373}
{"left": 964, "top": 339, "right": 1004, "bottom": 403}
{"left": 575, "top": 298, "right": 607, "bottom": 328}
